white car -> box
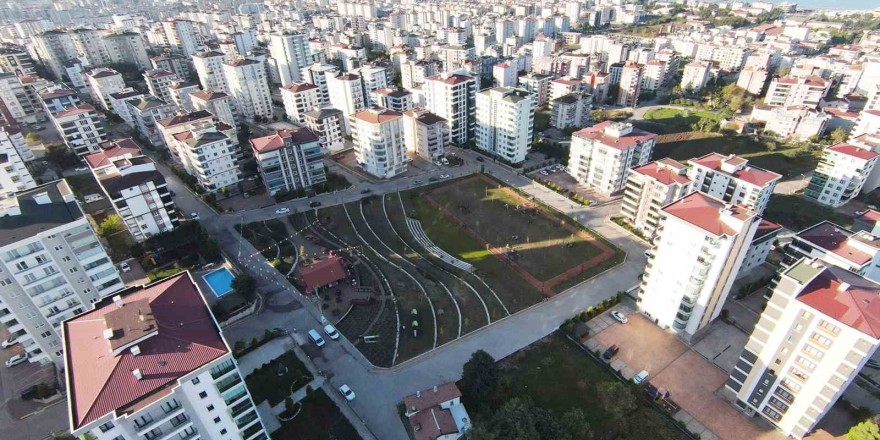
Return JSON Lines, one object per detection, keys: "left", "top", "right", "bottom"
{"left": 2, "top": 335, "right": 19, "bottom": 348}
{"left": 275, "top": 207, "right": 291, "bottom": 215}
{"left": 339, "top": 384, "right": 356, "bottom": 401}
{"left": 610, "top": 311, "right": 628, "bottom": 324}
{"left": 324, "top": 324, "right": 340, "bottom": 340}
{"left": 119, "top": 262, "right": 131, "bottom": 273}
{"left": 439, "top": 174, "right": 450, "bottom": 179}
{"left": 633, "top": 370, "right": 649, "bottom": 385}
{"left": 5, "top": 353, "right": 27, "bottom": 367}
{"left": 190, "top": 212, "right": 200, "bottom": 220}
{"left": 74, "top": 166, "right": 89, "bottom": 172}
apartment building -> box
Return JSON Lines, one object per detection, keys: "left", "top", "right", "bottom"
{"left": 303, "top": 108, "right": 345, "bottom": 152}
{"left": 370, "top": 88, "right": 413, "bottom": 112}
{"left": 617, "top": 62, "right": 642, "bottom": 107}
{"left": 249, "top": 128, "right": 326, "bottom": 196}
{"left": 687, "top": 153, "right": 781, "bottom": 215}
{"left": 107, "top": 89, "right": 145, "bottom": 128}
{"left": 69, "top": 28, "right": 110, "bottom": 67}
{"left": 40, "top": 85, "right": 80, "bottom": 113}
{"left": 0, "top": 125, "right": 35, "bottom": 162}
{"left": 403, "top": 109, "right": 448, "bottom": 161}
{"left": 268, "top": 32, "right": 311, "bottom": 86}
{"left": 0, "top": 180, "right": 123, "bottom": 366}
{"left": 161, "top": 19, "right": 201, "bottom": 57}
{"left": 0, "top": 72, "right": 37, "bottom": 124}
{"left": 475, "top": 87, "right": 534, "bottom": 164}
{"left": 852, "top": 110, "right": 880, "bottom": 138}
{"left": 739, "top": 219, "right": 783, "bottom": 276}
{"left": 550, "top": 92, "right": 591, "bottom": 130}
{"left": 727, "top": 258, "right": 880, "bottom": 439}
{"left": 737, "top": 67, "right": 769, "bottom": 95}
{"left": 805, "top": 143, "right": 879, "bottom": 208}
{"left": 353, "top": 65, "right": 388, "bottom": 107}
{"left": 783, "top": 221, "right": 880, "bottom": 284}
{"left": 191, "top": 91, "right": 237, "bottom": 128}
{"left": 64, "top": 273, "right": 268, "bottom": 440}
{"left": 280, "top": 82, "right": 321, "bottom": 124}
{"left": 401, "top": 60, "right": 438, "bottom": 90}
{"left": 144, "top": 69, "right": 179, "bottom": 104}
{"left": 151, "top": 55, "right": 192, "bottom": 83}
{"left": 424, "top": 73, "right": 477, "bottom": 145}
{"left": 50, "top": 104, "right": 108, "bottom": 156}
{"left": 758, "top": 106, "right": 831, "bottom": 141}
{"left": 0, "top": 45, "right": 37, "bottom": 77}
{"left": 765, "top": 76, "right": 831, "bottom": 109}
{"left": 169, "top": 82, "right": 199, "bottom": 112}
{"left": 518, "top": 72, "right": 552, "bottom": 107}
{"left": 192, "top": 51, "right": 229, "bottom": 93}
{"left": 327, "top": 73, "right": 367, "bottom": 135}
{"left": 32, "top": 30, "right": 77, "bottom": 81}
{"left": 0, "top": 126, "right": 36, "bottom": 198}
{"left": 568, "top": 121, "right": 657, "bottom": 196}
{"left": 86, "top": 68, "right": 125, "bottom": 111}
{"left": 641, "top": 60, "right": 667, "bottom": 92}
{"left": 549, "top": 77, "right": 584, "bottom": 102}
{"left": 303, "top": 63, "right": 339, "bottom": 105}
{"left": 84, "top": 139, "right": 178, "bottom": 242}
{"left": 103, "top": 31, "right": 151, "bottom": 70}
{"left": 127, "top": 96, "right": 176, "bottom": 147}
{"left": 620, "top": 158, "right": 692, "bottom": 240}
{"left": 681, "top": 61, "right": 713, "bottom": 92}
{"left": 159, "top": 113, "right": 240, "bottom": 192}
{"left": 492, "top": 62, "right": 517, "bottom": 88}
{"left": 353, "top": 107, "right": 407, "bottom": 179}
{"left": 639, "top": 192, "right": 759, "bottom": 340}
{"left": 223, "top": 59, "right": 273, "bottom": 121}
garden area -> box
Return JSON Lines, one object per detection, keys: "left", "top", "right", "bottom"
{"left": 641, "top": 107, "right": 720, "bottom": 134}
{"left": 459, "top": 337, "right": 687, "bottom": 440}
{"left": 271, "top": 389, "right": 358, "bottom": 440}
{"left": 244, "top": 351, "right": 312, "bottom": 407}
{"left": 763, "top": 194, "right": 853, "bottom": 231}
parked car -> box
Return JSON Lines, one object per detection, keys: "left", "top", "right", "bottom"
{"left": 476, "top": 156, "right": 484, "bottom": 162}
{"left": 275, "top": 207, "right": 291, "bottom": 215}
{"left": 339, "top": 384, "right": 356, "bottom": 401}
{"left": 2, "top": 335, "right": 19, "bottom": 348}
{"left": 324, "top": 324, "right": 340, "bottom": 340}
{"left": 74, "top": 166, "right": 89, "bottom": 172}
{"left": 190, "top": 212, "right": 200, "bottom": 220}
{"left": 360, "top": 189, "right": 371, "bottom": 194}
{"left": 413, "top": 180, "right": 423, "bottom": 184}
{"left": 633, "top": 370, "right": 649, "bottom": 385}
{"left": 441, "top": 157, "right": 449, "bottom": 165}
{"left": 309, "top": 201, "right": 322, "bottom": 208}
{"left": 602, "top": 344, "right": 620, "bottom": 360}
{"left": 307, "top": 329, "right": 325, "bottom": 347}
{"left": 439, "top": 174, "right": 450, "bottom": 179}
{"left": 610, "top": 311, "right": 628, "bottom": 324}
{"left": 119, "top": 262, "right": 131, "bottom": 273}
{"left": 5, "top": 353, "right": 28, "bottom": 367}
{"left": 429, "top": 177, "right": 439, "bottom": 182}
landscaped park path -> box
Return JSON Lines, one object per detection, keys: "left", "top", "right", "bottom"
{"left": 162, "top": 148, "right": 650, "bottom": 440}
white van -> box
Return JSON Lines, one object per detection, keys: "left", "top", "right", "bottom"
{"left": 84, "top": 194, "right": 104, "bottom": 203}
{"left": 307, "top": 329, "right": 325, "bottom": 347}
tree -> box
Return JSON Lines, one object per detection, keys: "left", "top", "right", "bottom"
{"left": 460, "top": 350, "right": 499, "bottom": 404}
{"left": 97, "top": 215, "right": 125, "bottom": 237}
{"left": 594, "top": 381, "right": 637, "bottom": 422}
{"left": 25, "top": 132, "right": 41, "bottom": 144}
{"left": 232, "top": 274, "right": 258, "bottom": 301}
{"left": 46, "top": 144, "right": 78, "bottom": 168}
{"left": 830, "top": 127, "right": 848, "bottom": 145}
{"left": 559, "top": 408, "right": 593, "bottom": 440}
{"left": 849, "top": 419, "right": 880, "bottom": 440}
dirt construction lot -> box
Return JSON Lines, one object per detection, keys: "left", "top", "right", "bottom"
{"left": 592, "top": 313, "right": 785, "bottom": 440}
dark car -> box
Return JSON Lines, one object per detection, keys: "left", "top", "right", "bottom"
{"left": 309, "top": 201, "right": 322, "bottom": 208}
{"left": 429, "top": 176, "right": 439, "bottom": 182}
{"left": 602, "top": 344, "right": 620, "bottom": 360}
{"left": 360, "top": 189, "right": 371, "bottom": 194}
{"left": 20, "top": 385, "right": 37, "bottom": 400}
{"left": 476, "top": 156, "right": 485, "bottom": 162}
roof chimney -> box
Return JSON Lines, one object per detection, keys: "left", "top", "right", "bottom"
{"left": 130, "top": 345, "right": 141, "bottom": 356}
{"left": 132, "top": 369, "right": 143, "bottom": 380}
{"left": 103, "top": 328, "right": 114, "bottom": 340}
{"left": 433, "top": 385, "right": 438, "bottom": 392}
{"left": 838, "top": 282, "right": 850, "bottom": 291}
{"left": 113, "top": 295, "right": 123, "bottom": 308}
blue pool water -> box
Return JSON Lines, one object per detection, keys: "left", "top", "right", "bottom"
{"left": 203, "top": 268, "right": 235, "bottom": 297}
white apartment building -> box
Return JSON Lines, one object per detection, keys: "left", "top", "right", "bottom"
{"left": 193, "top": 51, "right": 229, "bottom": 93}
{"left": 107, "top": 89, "right": 144, "bottom": 128}
{"left": 64, "top": 273, "right": 269, "bottom": 440}
{"left": 327, "top": 73, "right": 366, "bottom": 135}
{"left": 144, "top": 69, "right": 179, "bottom": 103}
{"left": 550, "top": 92, "right": 591, "bottom": 130}
{"left": 641, "top": 60, "right": 666, "bottom": 92}
{"left": 353, "top": 107, "right": 407, "bottom": 179}
{"left": 568, "top": 121, "right": 657, "bottom": 196}
{"left": 32, "top": 30, "right": 77, "bottom": 81}
{"left": 249, "top": 128, "right": 327, "bottom": 196}
{"left": 805, "top": 143, "right": 880, "bottom": 208}
{"left": 784, "top": 221, "right": 880, "bottom": 284}
{"left": 424, "top": 73, "right": 477, "bottom": 145}
{"left": 765, "top": 76, "right": 831, "bottom": 109}
{"left": 160, "top": 115, "right": 240, "bottom": 192}
{"left": 151, "top": 55, "right": 192, "bottom": 83}
{"left": 639, "top": 192, "right": 759, "bottom": 340}
{"left": 518, "top": 73, "right": 552, "bottom": 107}
{"left": 103, "top": 31, "right": 151, "bottom": 70}
{"left": 737, "top": 67, "right": 769, "bottom": 95}
{"left": 169, "top": 82, "right": 199, "bottom": 112}
{"left": 40, "top": 86, "right": 80, "bottom": 114}
{"left": 223, "top": 59, "right": 272, "bottom": 121}
{"left": 304, "top": 108, "right": 345, "bottom": 152}
{"left": 127, "top": 96, "right": 176, "bottom": 147}
{"left": 50, "top": 104, "right": 108, "bottom": 156}
{"left": 493, "top": 62, "right": 517, "bottom": 88}
{"left": 0, "top": 45, "right": 36, "bottom": 77}
{"left": 269, "top": 32, "right": 311, "bottom": 86}
{"left": 549, "top": 78, "right": 583, "bottom": 103}
{"left": 370, "top": 89, "right": 413, "bottom": 112}
{"left": 759, "top": 106, "right": 831, "bottom": 141}
{"left": 620, "top": 158, "right": 692, "bottom": 240}
{"left": 728, "top": 258, "right": 880, "bottom": 439}
{"left": 852, "top": 110, "right": 880, "bottom": 139}
{"left": 86, "top": 68, "right": 125, "bottom": 111}
{"left": 0, "top": 128, "right": 36, "bottom": 199}
{"left": 739, "top": 219, "right": 783, "bottom": 277}
{"left": 304, "top": 63, "right": 339, "bottom": 105}
{"left": 682, "top": 61, "right": 713, "bottom": 92}
{"left": 69, "top": 28, "right": 110, "bottom": 67}
{"left": 0, "top": 180, "right": 123, "bottom": 366}
{"left": 475, "top": 87, "right": 534, "bottom": 164}
{"left": 84, "top": 139, "right": 178, "bottom": 242}
{"left": 280, "top": 82, "right": 321, "bottom": 124}
{"left": 0, "top": 73, "right": 37, "bottom": 124}
{"left": 353, "top": 65, "right": 388, "bottom": 107}
{"left": 401, "top": 60, "right": 438, "bottom": 90}
{"left": 617, "top": 62, "right": 642, "bottom": 107}
{"left": 0, "top": 125, "right": 35, "bottom": 162}
{"left": 191, "top": 91, "right": 237, "bottom": 128}
{"left": 161, "top": 19, "right": 201, "bottom": 57}
{"left": 688, "top": 153, "right": 781, "bottom": 215}
{"left": 403, "top": 109, "right": 448, "bottom": 161}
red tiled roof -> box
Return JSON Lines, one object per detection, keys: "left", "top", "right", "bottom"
{"left": 573, "top": 121, "right": 657, "bottom": 151}
{"left": 403, "top": 383, "right": 462, "bottom": 413}
{"left": 52, "top": 105, "right": 96, "bottom": 119}
{"left": 827, "top": 143, "right": 880, "bottom": 161}
{"left": 631, "top": 159, "right": 690, "bottom": 185}
{"left": 85, "top": 139, "right": 141, "bottom": 169}
{"left": 409, "top": 407, "right": 459, "bottom": 440}
{"left": 426, "top": 74, "right": 474, "bottom": 85}
{"left": 755, "top": 218, "right": 782, "bottom": 240}
{"left": 857, "top": 209, "right": 880, "bottom": 224}
{"left": 354, "top": 108, "right": 402, "bottom": 124}
{"left": 662, "top": 192, "right": 754, "bottom": 236}
{"left": 64, "top": 274, "right": 228, "bottom": 430}
{"left": 281, "top": 82, "right": 319, "bottom": 93}
{"left": 298, "top": 256, "right": 347, "bottom": 294}
{"left": 797, "top": 222, "right": 872, "bottom": 266}
{"left": 797, "top": 266, "right": 880, "bottom": 338}
{"left": 250, "top": 128, "right": 319, "bottom": 153}
{"left": 690, "top": 153, "right": 782, "bottom": 187}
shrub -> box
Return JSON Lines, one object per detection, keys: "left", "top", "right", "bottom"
{"left": 233, "top": 340, "right": 245, "bottom": 354}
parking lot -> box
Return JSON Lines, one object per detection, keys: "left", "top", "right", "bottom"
{"left": 527, "top": 165, "right": 616, "bottom": 205}
{"left": 0, "top": 328, "right": 59, "bottom": 420}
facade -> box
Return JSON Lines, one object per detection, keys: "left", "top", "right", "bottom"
{"left": 280, "top": 82, "right": 321, "bottom": 124}
{"left": 303, "top": 63, "right": 339, "bottom": 105}
{"left": 550, "top": 92, "right": 591, "bottom": 130}
{"left": 353, "top": 65, "right": 388, "bottom": 107}
{"left": 169, "top": 82, "right": 200, "bottom": 112}
{"left": 739, "top": 219, "right": 783, "bottom": 276}
{"left": 107, "top": 90, "right": 145, "bottom": 128}
{"left": 639, "top": 192, "right": 759, "bottom": 340}
{"left": 757, "top": 106, "right": 831, "bottom": 141}
{"left": 144, "top": 69, "right": 179, "bottom": 103}
{"left": 249, "top": 128, "right": 327, "bottom": 196}
{"left": 191, "top": 91, "right": 237, "bottom": 128}
{"left": 0, "top": 73, "right": 37, "bottom": 124}
{"left": 424, "top": 73, "right": 477, "bottom": 145}
{"left": 327, "top": 73, "right": 366, "bottom": 135}
{"left": 127, "top": 97, "right": 176, "bottom": 147}
{"left": 103, "top": 32, "right": 151, "bottom": 70}
{"left": 223, "top": 59, "right": 273, "bottom": 120}
{"left": 784, "top": 221, "right": 880, "bottom": 284}
{"left": 0, "top": 127, "right": 36, "bottom": 198}
{"left": 403, "top": 109, "right": 448, "bottom": 161}
{"left": 162, "top": 19, "right": 201, "bottom": 57}
{"left": 353, "top": 107, "right": 407, "bottom": 179}
{"left": 765, "top": 76, "right": 831, "bottom": 109}
{"left": 0, "top": 180, "right": 123, "bottom": 366}
{"left": 728, "top": 259, "right": 880, "bottom": 439}
{"left": 568, "top": 121, "right": 657, "bottom": 196}
{"left": 192, "top": 51, "right": 229, "bottom": 93}
{"left": 32, "top": 30, "right": 77, "bottom": 81}
{"left": 492, "top": 62, "right": 518, "bottom": 88}
{"left": 401, "top": 60, "right": 438, "bottom": 90}
{"left": 303, "top": 108, "right": 345, "bottom": 152}
{"left": 370, "top": 88, "right": 413, "bottom": 112}
{"left": 737, "top": 67, "right": 769, "bottom": 95}
{"left": 151, "top": 55, "right": 192, "bottom": 83}
{"left": 475, "top": 87, "right": 534, "bottom": 164}
{"left": 681, "top": 61, "right": 713, "bottom": 92}
{"left": 688, "top": 153, "right": 781, "bottom": 215}
{"left": 805, "top": 143, "right": 880, "bottom": 208}
{"left": 620, "top": 158, "right": 692, "bottom": 241}
{"left": 84, "top": 139, "right": 178, "bottom": 242}
{"left": 617, "top": 61, "right": 642, "bottom": 107}
{"left": 518, "top": 73, "right": 552, "bottom": 107}
{"left": 50, "top": 104, "right": 108, "bottom": 156}
{"left": 268, "top": 32, "right": 311, "bottom": 86}
{"left": 165, "top": 119, "right": 240, "bottom": 192}
{"left": 0, "top": 125, "right": 35, "bottom": 162}
{"left": 64, "top": 273, "right": 268, "bottom": 440}
{"left": 85, "top": 68, "right": 125, "bottom": 111}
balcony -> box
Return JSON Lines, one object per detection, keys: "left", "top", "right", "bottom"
{"left": 216, "top": 374, "right": 242, "bottom": 394}
{"left": 235, "top": 410, "right": 259, "bottom": 429}
{"left": 224, "top": 385, "right": 248, "bottom": 406}
{"left": 135, "top": 401, "right": 185, "bottom": 433}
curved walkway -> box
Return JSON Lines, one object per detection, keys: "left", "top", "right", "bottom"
{"left": 405, "top": 218, "right": 473, "bottom": 272}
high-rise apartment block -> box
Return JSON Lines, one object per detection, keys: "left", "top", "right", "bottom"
{"left": 475, "top": 87, "right": 534, "bottom": 164}
{"left": 269, "top": 32, "right": 311, "bottom": 86}
{"left": 192, "top": 51, "right": 229, "bottom": 93}
{"left": 424, "top": 73, "right": 477, "bottom": 145}
{"left": 50, "top": 104, "right": 108, "bottom": 156}
{"left": 280, "top": 82, "right": 321, "bottom": 124}
{"left": 86, "top": 68, "right": 125, "bottom": 111}
{"left": 568, "top": 121, "right": 656, "bottom": 196}
{"left": 403, "top": 109, "right": 448, "bottom": 161}
{"left": 223, "top": 59, "right": 273, "bottom": 120}
{"left": 620, "top": 158, "right": 692, "bottom": 240}
{"left": 805, "top": 143, "right": 879, "bottom": 208}
{"left": 249, "top": 128, "right": 327, "bottom": 196}
{"left": 688, "top": 153, "right": 781, "bottom": 215}
{"left": 353, "top": 107, "right": 407, "bottom": 179}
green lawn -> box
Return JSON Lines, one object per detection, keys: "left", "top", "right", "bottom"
{"left": 653, "top": 135, "right": 821, "bottom": 178}
{"left": 245, "top": 352, "right": 312, "bottom": 406}
{"left": 764, "top": 194, "right": 853, "bottom": 231}
{"left": 642, "top": 107, "right": 718, "bottom": 132}
{"left": 466, "top": 335, "right": 686, "bottom": 439}
{"left": 271, "top": 389, "right": 359, "bottom": 440}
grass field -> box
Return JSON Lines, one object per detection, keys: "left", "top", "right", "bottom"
{"left": 653, "top": 135, "right": 821, "bottom": 178}
{"left": 643, "top": 107, "right": 718, "bottom": 129}
{"left": 764, "top": 194, "right": 853, "bottom": 231}
{"left": 245, "top": 352, "right": 312, "bottom": 406}
{"left": 271, "top": 389, "right": 359, "bottom": 440}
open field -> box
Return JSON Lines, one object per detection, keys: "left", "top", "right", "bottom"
{"left": 763, "top": 194, "right": 853, "bottom": 231}
{"left": 270, "top": 389, "right": 359, "bottom": 440}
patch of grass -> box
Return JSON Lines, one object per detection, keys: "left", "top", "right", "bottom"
{"left": 764, "top": 194, "right": 853, "bottom": 231}
{"left": 535, "top": 112, "right": 551, "bottom": 131}
{"left": 271, "top": 389, "right": 359, "bottom": 440}
{"left": 643, "top": 107, "right": 719, "bottom": 128}
{"left": 245, "top": 351, "right": 312, "bottom": 406}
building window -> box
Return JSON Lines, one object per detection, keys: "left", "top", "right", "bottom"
{"left": 99, "top": 421, "right": 114, "bottom": 432}
{"left": 213, "top": 417, "right": 221, "bottom": 424}
{"left": 207, "top": 404, "right": 214, "bottom": 411}
{"left": 192, "top": 377, "right": 200, "bottom": 385}
{"left": 199, "top": 391, "right": 207, "bottom": 399}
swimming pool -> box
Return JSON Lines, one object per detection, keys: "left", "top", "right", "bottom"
{"left": 203, "top": 268, "right": 235, "bottom": 297}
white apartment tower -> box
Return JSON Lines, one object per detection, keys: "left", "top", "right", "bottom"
{"left": 805, "top": 143, "right": 880, "bottom": 208}
{"left": 403, "top": 109, "right": 448, "bottom": 161}
{"left": 0, "top": 128, "right": 36, "bottom": 198}
{"left": 327, "top": 73, "right": 366, "bottom": 135}
{"left": 86, "top": 68, "right": 125, "bottom": 111}
{"left": 268, "top": 32, "right": 311, "bottom": 86}
{"left": 568, "top": 121, "right": 657, "bottom": 196}
{"left": 191, "top": 91, "right": 237, "bottom": 129}
{"left": 475, "top": 87, "right": 535, "bottom": 164}
{"left": 617, "top": 62, "right": 642, "bottom": 107}
{"left": 681, "top": 61, "right": 713, "bottom": 92}
{"left": 162, "top": 19, "right": 201, "bottom": 57}
{"left": 765, "top": 76, "right": 831, "bottom": 109}
{"left": 304, "top": 108, "right": 345, "bottom": 152}
{"left": 353, "top": 107, "right": 407, "bottom": 179}
{"left": 223, "top": 59, "right": 273, "bottom": 120}
{"left": 280, "top": 82, "right": 321, "bottom": 124}
{"left": 144, "top": 69, "right": 179, "bottom": 103}
{"left": 64, "top": 273, "right": 269, "bottom": 440}
{"left": 0, "top": 180, "right": 123, "bottom": 366}
{"left": 620, "top": 158, "right": 692, "bottom": 240}
{"left": 103, "top": 32, "right": 151, "bottom": 70}
{"left": 424, "top": 73, "right": 477, "bottom": 145}
{"left": 304, "top": 63, "right": 339, "bottom": 105}
{"left": 688, "top": 153, "right": 781, "bottom": 215}
{"left": 249, "top": 128, "right": 327, "bottom": 196}
{"left": 192, "top": 51, "right": 229, "bottom": 93}
{"left": 50, "top": 104, "right": 108, "bottom": 156}
{"left": 158, "top": 112, "right": 241, "bottom": 192}
{"left": 639, "top": 192, "right": 759, "bottom": 340}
